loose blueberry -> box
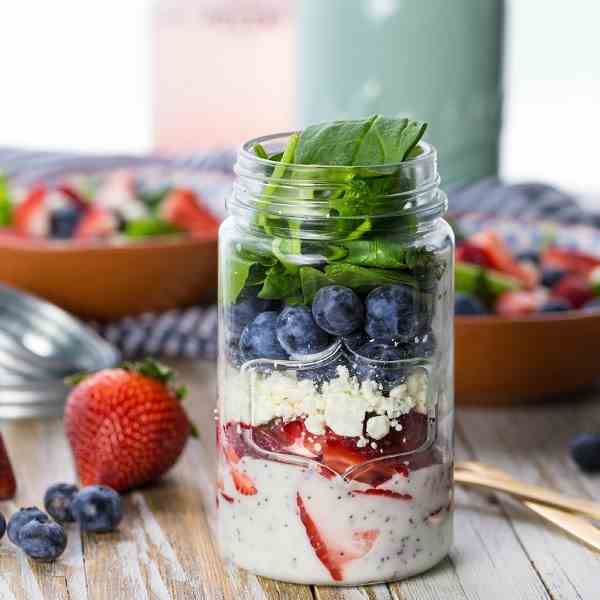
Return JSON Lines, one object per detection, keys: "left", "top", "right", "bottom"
{"left": 312, "top": 285, "right": 364, "bottom": 336}
{"left": 44, "top": 483, "right": 79, "bottom": 523}
{"left": 239, "top": 311, "right": 289, "bottom": 362}
{"left": 19, "top": 520, "right": 67, "bottom": 562}
{"left": 353, "top": 340, "right": 408, "bottom": 390}
{"left": 365, "top": 285, "right": 418, "bottom": 341}
{"left": 570, "top": 433, "right": 600, "bottom": 472}
{"left": 516, "top": 250, "right": 540, "bottom": 264}
{"left": 227, "top": 287, "right": 279, "bottom": 337}
{"left": 7, "top": 507, "right": 49, "bottom": 546}
{"left": 455, "top": 293, "right": 487, "bottom": 315}
{"left": 539, "top": 299, "right": 571, "bottom": 313}
{"left": 71, "top": 485, "right": 123, "bottom": 533}
{"left": 50, "top": 205, "right": 81, "bottom": 239}
{"left": 276, "top": 306, "right": 330, "bottom": 356}
{"left": 541, "top": 267, "right": 567, "bottom": 288}
{"left": 0, "top": 511, "right": 5, "bottom": 540}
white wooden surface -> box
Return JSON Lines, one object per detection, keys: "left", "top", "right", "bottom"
{"left": 0, "top": 360, "right": 598, "bottom": 599}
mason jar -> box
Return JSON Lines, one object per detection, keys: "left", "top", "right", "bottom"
{"left": 216, "top": 133, "right": 454, "bottom": 585}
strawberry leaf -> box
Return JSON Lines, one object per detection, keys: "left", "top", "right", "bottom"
{"left": 122, "top": 358, "right": 174, "bottom": 384}
{"left": 65, "top": 372, "right": 90, "bottom": 386}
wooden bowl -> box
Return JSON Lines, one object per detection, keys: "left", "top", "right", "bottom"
{"left": 0, "top": 234, "right": 218, "bottom": 321}
{"left": 455, "top": 312, "right": 600, "bottom": 404}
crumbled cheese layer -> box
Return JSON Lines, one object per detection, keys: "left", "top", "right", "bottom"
{"left": 223, "top": 365, "right": 430, "bottom": 441}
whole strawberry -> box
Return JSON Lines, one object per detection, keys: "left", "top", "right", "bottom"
{"left": 0, "top": 433, "right": 16, "bottom": 500}
{"left": 65, "top": 359, "right": 195, "bottom": 492}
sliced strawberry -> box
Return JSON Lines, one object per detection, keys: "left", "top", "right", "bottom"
{"left": 542, "top": 247, "right": 600, "bottom": 276}
{"left": 551, "top": 274, "right": 594, "bottom": 309}
{"left": 353, "top": 489, "right": 412, "bottom": 500}
{"left": 13, "top": 185, "right": 49, "bottom": 238}
{"left": 159, "top": 188, "right": 219, "bottom": 237}
{"left": 470, "top": 231, "right": 538, "bottom": 288}
{"left": 296, "top": 493, "right": 378, "bottom": 582}
{"left": 253, "top": 419, "right": 324, "bottom": 458}
{"left": 495, "top": 289, "right": 547, "bottom": 317}
{"left": 56, "top": 183, "right": 88, "bottom": 211}
{"left": 75, "top": 206, "right": 118, "bottom": 239}
{"left": 0, "top": 434, "right": 16, "bottom": 499}
{"left": 456, "top": 242, "right": 494, "bottom": 268}
{"left": 230, "top": 467, "right": 257, "bottom": 496}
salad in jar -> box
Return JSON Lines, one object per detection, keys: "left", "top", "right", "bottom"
{"left": 217, "top": 116, "right": 454, "bottom": 585}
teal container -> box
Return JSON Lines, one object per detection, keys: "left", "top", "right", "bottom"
{"left": 297, "top": 0, "right": 504, "bottom": 185}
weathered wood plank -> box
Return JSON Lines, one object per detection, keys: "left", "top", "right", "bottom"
{"left": 315, "top": 584, "right": 392, "bottom": 599}
{"left": 458, "top": 396, "right": 600, "bottom": 600}
{"left": 1, "top": 419, "right": 86, "bottom": 600}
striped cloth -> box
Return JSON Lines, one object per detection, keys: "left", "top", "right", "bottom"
{"left": 1, "top": 146, "right": 597, "bottom": 360}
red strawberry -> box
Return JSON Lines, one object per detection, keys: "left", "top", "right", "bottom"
{"left": 495, "top": 289, "right": 547, "bottom": 316}
{"left": 75, "top": 206, "right": 118, "bottom": 239}
{"left": 13, "top": 185, "right": 49, "bottom": 237}
{"left": 65, "top": 359, "right": 195, "bottom": 492}
{"left": 56, "top": 183, "right": 88, "bottom": 211}
{"left": 551, "top": 274, "right": 594, "bottom": 309}
{"left": 296, "top": 493, "right": 379, "bottom": 581}
{"left": 0, "top": 433, "right": 16, "bottom": 499}
{"left": 542, "top": 247, "right": 600, "bottom": 276}
{"left": 221, "top": 429, "right": 258, "bottom": 496}
{"left": 159, "top": 188, "right": 219, "bottom": 237}
{"left": 455, "top": 242, "right": 494, "bottom": 268}
{"left": 469, "top": 231, "right": 539, "bottom": 288}
{"left": 353, "top": 489, "right": 412, "bottom": 501}
{"left": 229, "top": 468, "right": 257, "bottom": 496}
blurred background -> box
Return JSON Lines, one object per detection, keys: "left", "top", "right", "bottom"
{"left": 1, "top": 0, "right": 599, "bottom": 194}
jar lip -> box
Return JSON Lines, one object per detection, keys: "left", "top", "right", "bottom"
{"left": 239, "top": 131, "right": 436, "bottom": 170}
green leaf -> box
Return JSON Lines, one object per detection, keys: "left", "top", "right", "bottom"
{"left": 269, "top": 151, "right": 284, "bottom": 161}
{"left": 342, "top": 240, "right": 413, "bottom": 268}
{"left": 259, "top": 262, "right": 302, "bottom": 300}
{"left": 0, "top": 173, "right": 12, "bottom": 226}
{"left": 295, "top": 115, "right": 427, "bottom": 166}
{"left": 300, "top": 266, "right": 333, "bottom": 303}
{"left": 138, "top": 187, "right": 170, "bottom": 212}
{"left": 226, "top": 253, "right": 258, "bottom": 304}
{"left": 124, "top": 218, "right": 182, "bottom": 238}
{"left": 123, "top": 358, "right": 174, "bottom": 384}
{"left": 64, "top": 372, "right": 90, "bottom": 386}
{"left": 253, "top": 143, "right": 269, "bottom": 159}
{"left": 324, "top": 263, "right": 417, "bottom": 291}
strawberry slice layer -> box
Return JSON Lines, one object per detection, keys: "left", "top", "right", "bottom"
{"left": 296, "top": 493, "right": 379, "bottom": 582}
{"left": 222, "top": 441, "right": 257, "bottom": 496}
{"left": 353, "top": 489, "right": 413, "bottom": 501}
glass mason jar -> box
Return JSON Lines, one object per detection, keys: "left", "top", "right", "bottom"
{"left": 217, "top": 133, "right": 454, "bottom": 585}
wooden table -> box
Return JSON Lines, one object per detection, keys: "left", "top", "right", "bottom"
{"left": 1, "top": 360, "right": 599, "bottom": 599}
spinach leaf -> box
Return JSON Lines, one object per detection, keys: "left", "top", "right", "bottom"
{"left": 269, "top": 151, "right": 284, "bottom": 161}
{"left": 455, "top": 262, "right": 520, "bottom": 300}
{"left": 226, "top": 253, "right": 259, "bottom": 305}
{"left": 300, "top": 266, "right": 333, "bottom": 303}
{"left": 0, "top": 174, "right": 12, "bottom": 226}
{"left": 324, "top": 263, "right": 417, "bottom": 291}
{"left": 295, "top": 115, "right": 427, "bottom": 166}
{"left": 124, "top": 218, "right": 181, "bottom": 238}
{"left": 342, "top": 240, "right": 411, "bottom": 268}
{"left": 253, "top": 143, "right": 269, "bottom": 159}
{"left": 258, "top": 262, "right": 302, "bottom": 301}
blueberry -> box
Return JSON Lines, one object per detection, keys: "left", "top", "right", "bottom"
{"left": 312, "top": 285, "right": 364, "bottom": 336}
{"left": 539, "top": 299, "right": 571, "bottom": 313}
{"left": 227, "top": 287, "right": 279, "bottom": 337}
{"left": 365, "top": 285, "right": 418, "bottom": 341}
{"left": 570, "top": 433, "right": 600, "bottom": 472}
{"left": 352, "top": 340, "right": 407, "bottom": 389}
{"left": 405, "top": 330, "right": 436, "bottom": 358}
{"left": 71, "top": 485, "right": 123, "bottom": 533}
{"left": 583, "top": 298, "right": 600, "bottom": 312}
{"left": 44, "top": 483, "right": 79, "bottom": 523}
{"left": 455, "top": 293, "right": 487, "bottom": 315}
{"left": 19, "top": 520, "right": 67, "bottom": 562}
{"left": 276, "top": 306, "right": 330, "bottom": 356}
{"left": 541, "top": 267, "right": 567, "bottom": 288}
{"left": 239, "top": 311, "right": 289, "bottom": 362}
{"left": 343, "top": 330, "right": 370, "bottom": 351}
{"left": 7, "top": 507, "right": 49, "bottom": 545}
{"left": 50, "top": 205, "right": 81, "bottom": 239}
{"left": 516, "top": 250, "right": 540, "bottom": 264}
{"left": 297, "top": 354, "right": 348, "bottom": 387}
{"left": 0, "top": 511, "right": 5, "bottom": 540}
